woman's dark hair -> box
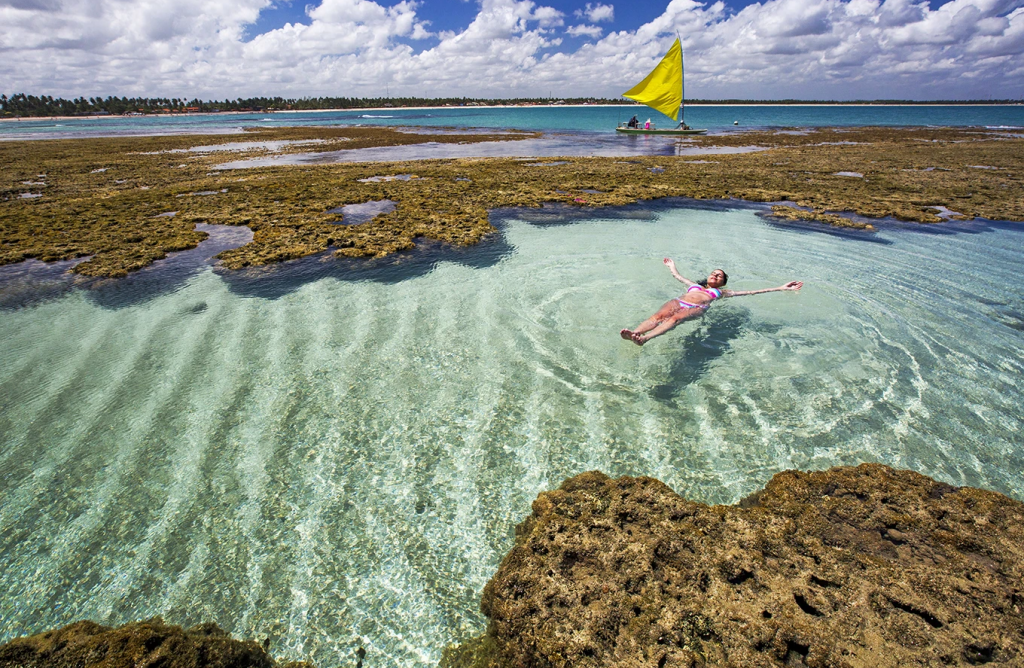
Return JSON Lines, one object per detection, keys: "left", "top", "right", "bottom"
{"left": 698, "top": 269, "right": 728, "bottom": 287}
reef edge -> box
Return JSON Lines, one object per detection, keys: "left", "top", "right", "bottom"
{"left": 442, "top": 463, "right": 1024, "bottom": 667}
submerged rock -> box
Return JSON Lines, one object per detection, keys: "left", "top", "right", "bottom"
{"left": 0, "top": 617, "right": 312, "bottom": 668}
{"left": 444, "top": 464, "right": 1024, "bottom": 667}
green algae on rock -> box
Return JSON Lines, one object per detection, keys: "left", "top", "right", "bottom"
{"left": 0, "top": 617, "right": 313, "bottom": 668}
{"left": 443, "top": 464, "right": 1024, "bottom": 668}
{"left": 767, "top": 205, "right": 876, "bottom": 230}
{"left": 0, "top": 126, "right": 536, "bottom": 277}
{"left": 1, "top": 127, "right": 1022, "bottom": 278}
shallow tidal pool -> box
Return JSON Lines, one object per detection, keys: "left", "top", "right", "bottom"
{"left": 1, "top": 202, "right": 1022, "bottom": 666}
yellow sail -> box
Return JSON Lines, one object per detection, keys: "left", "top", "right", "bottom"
{"left": 622, "top": 38, "right": 683, "bottom": 121}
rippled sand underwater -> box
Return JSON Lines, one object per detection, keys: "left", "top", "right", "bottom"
{"left": 1, "top": 202, "right": 1022, "bottom": 666}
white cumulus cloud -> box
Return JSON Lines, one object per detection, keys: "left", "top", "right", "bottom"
{"left": 574, "top": 2, "right": 614, "bottom": 22}
{"left": 0, "top": 0, "right": 1022, "bottom": 100}
{"left": 567, "top": 23, "right": 604, "bottom": 37}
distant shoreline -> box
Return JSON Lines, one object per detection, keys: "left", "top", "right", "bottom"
{"left": 2, "top": 101, "right": 1022, "bottom": 123}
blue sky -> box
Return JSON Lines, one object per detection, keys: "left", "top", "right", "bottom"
{"left": 2, "top": 0, "right": 1022, "bottom": 100}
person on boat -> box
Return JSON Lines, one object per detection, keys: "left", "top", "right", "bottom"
{"left": 644, "top": 118, "right": 651, "bottom": 129}
{"left": 627, "top": 115, "right": 639, "bottom": 128}
{"left": 620, "top": 258, "right": 803, "bottom": 346}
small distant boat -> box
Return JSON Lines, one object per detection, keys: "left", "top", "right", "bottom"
{"left": 616, "top": 38, "right": 706, "bottom": 136}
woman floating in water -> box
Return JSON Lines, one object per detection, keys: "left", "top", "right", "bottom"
{"left": 620, "top": 258, "right": 803, "bottom": 346}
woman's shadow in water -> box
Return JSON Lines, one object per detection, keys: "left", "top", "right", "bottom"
{"left": 649, "top": 308, "right": 782, "bottom": 403}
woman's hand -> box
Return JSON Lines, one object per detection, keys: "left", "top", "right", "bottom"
{"left": 664, "top": 258, "right": 694, "bottom": 285}
{"left": 781, "top": 281, "right": 803, "bottom": 291}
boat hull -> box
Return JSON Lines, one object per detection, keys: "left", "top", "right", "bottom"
{"left": 615, "top": 127, "right": 707, "bottom": 135}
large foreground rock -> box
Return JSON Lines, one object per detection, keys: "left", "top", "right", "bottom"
{"left": 445, "top": 464, "right": 1024, "bottom": 667}
{"left": 0, "top": 617, "right": 310, "bottom": 668}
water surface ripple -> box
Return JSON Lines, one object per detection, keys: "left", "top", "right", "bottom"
{"left": 1, "top": 204, "right": 1022, "bottom": 666}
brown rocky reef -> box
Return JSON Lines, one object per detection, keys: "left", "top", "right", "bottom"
{"left": 0, "top": 617, "right": 312, "bottom": 668}
{"left": 3, "top": 126, "right": 1022, "bottom": 277}
{"left": 444, "top": 464, "right": 1024, "bottom": 667}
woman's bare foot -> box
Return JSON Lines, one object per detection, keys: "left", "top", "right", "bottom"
{"left": 631, "top": 332, "right": 648, "bottom": 346}
{"left": 620, "top": 329, "right": 633, "bottom": 340}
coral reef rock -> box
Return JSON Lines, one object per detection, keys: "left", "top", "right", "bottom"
{"left": 0, "top": 617, "right": 311, "bottom": 668}
{"left": 444, "top": 464, "right": 1024, "bottom": 667}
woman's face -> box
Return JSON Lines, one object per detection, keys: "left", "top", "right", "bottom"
{"left": 707, "top": 269, "right": 727, "bottom": 288}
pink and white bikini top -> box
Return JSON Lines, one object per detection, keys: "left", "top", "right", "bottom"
{"left": 687, "top": 285, "right": 722, "bottom": 300}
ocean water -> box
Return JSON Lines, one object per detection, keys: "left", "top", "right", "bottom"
{"left": 1, "top": 201, "right": 1022, "bottom": 666}
{"left": 2, "top": 104, "right": 1023, "bottom": 140}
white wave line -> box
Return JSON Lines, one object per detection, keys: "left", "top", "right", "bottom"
{"left": 0, "top": 306, "right": 138, "bottom": 468}
{"left": 0, "top": 303, "right": 183, "bottom": 539}
{"left": 234, "top": 286, "right": 368, "bottom": 637}
{"left": 83, "top": 293, "right": 248, "bottom": 619}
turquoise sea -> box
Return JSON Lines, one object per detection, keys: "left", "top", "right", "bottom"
{"left": 2, "top": 104, "right": 1023, "bottom": 140}
{"left": 1, "top": 109, "right": 1023, "bottom": 666}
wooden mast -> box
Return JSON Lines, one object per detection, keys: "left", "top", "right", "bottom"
{"left": 678, "top": 33, "right": 685, "bottom": 128}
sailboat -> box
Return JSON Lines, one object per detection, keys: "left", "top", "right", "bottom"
{"left": 616, "top": 37, "right": 706, "bottom": 135}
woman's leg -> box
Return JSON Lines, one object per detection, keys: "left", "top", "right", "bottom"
{"left": 621, "top": 301, "right": 679, "bottom": 340}
{"left": 632, "top": 308, "right": 704, "bottom": 345}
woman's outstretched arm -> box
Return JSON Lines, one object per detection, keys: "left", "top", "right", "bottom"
{"left": 662, "top": 258, "right": 696, "bottom": 285}
{"left": 723, "top": 281, "right": 803, "bottom": 297}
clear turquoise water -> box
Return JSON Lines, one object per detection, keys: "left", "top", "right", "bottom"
{"left": 3, "top": 104, "right": 1023, "bottom": 140}
{"left": 1, "top": 203, "right": 1023, "bottom": 666}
